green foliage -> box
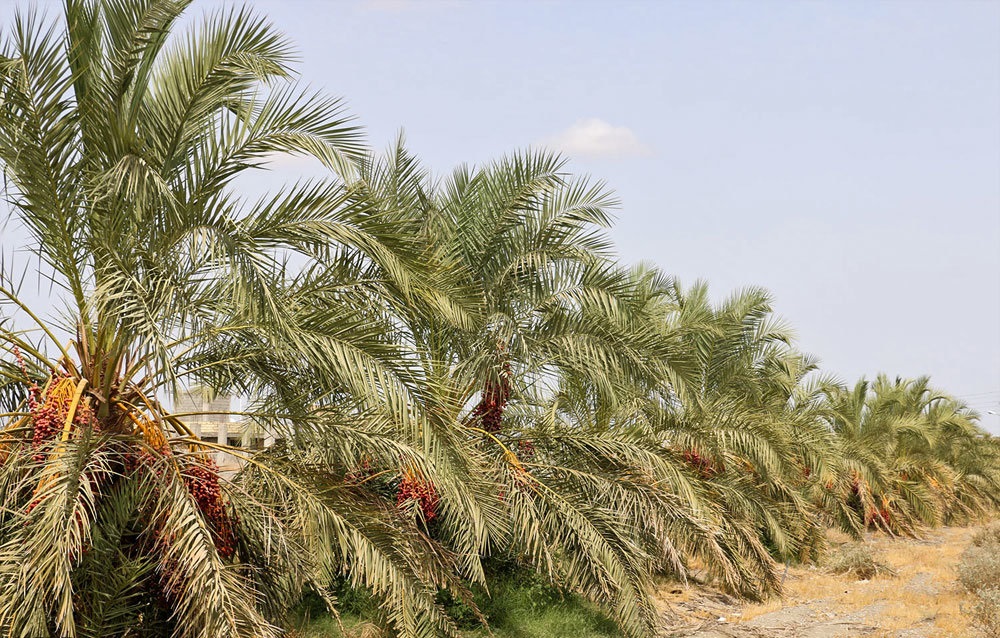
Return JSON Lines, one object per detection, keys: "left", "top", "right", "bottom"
{"left": 469, "top": 568, "right": 620, "bottom": 637}
{"left": 466, "top": 586, "right": 621, "bottom": 638}
{"left": 291, "top": 572, "right": 622, "bottom": 638}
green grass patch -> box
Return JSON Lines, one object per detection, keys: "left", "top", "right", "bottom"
{"left": 288, "top": 569, "right": 621, "bottom": 638}
{"left": 463, "top": 574, "right": 620, "bottom": 638}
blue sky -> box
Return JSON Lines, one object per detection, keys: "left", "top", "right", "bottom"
{"left": 2, "top": 0, "right": 999, "bottom": 430}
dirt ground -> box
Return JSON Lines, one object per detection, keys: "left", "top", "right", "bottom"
{"left": 655, "top": 524, "right": 985, "bottom": 638}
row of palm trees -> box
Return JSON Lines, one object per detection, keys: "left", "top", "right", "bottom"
{"left": 0, "top": 2, "right": 997, "bottom": 637}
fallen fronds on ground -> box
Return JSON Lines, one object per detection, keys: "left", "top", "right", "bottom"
{"left": 825, "top": 542, "right": 897, "bottom": 580}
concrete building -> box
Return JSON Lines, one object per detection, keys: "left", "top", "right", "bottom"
{"left": 174, "top": 388, "right": 269, "bottom": 468}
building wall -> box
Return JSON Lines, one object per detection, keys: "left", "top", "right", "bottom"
{"left": 174, "top": 388, "right": 263, "bottom": 470}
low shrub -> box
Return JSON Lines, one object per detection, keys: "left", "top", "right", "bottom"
{"left": 959, "top": 525, "right": 1000, "bottom": 636}
{"left": 826, "top": 543, "right": 896, "bottom": 579}
{"left": 970, "top": 586, "right": 1000, "bottom": 638}
{"left": 959, "top": 544, "right": 1000, "bottom": 595}
{"left": 972, "top": 522, "right": 1000, "bottom": 549}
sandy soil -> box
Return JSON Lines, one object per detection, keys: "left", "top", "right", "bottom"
{"left": 655, "top": 525, "right": 984, "bottom": 638}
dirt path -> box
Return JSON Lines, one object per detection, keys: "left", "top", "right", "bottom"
{"left": 656, "top": 525, "right": 983, "bottom": 638}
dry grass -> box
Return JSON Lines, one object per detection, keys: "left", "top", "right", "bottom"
{"left": 733, "top": 524, "right": 987, "bottom": 637}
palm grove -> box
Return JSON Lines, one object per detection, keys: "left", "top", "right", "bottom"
{"left": 0, "top": 2, "right": 996, "bottom": 637}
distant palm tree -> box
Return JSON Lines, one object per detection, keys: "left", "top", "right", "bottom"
{"left": 634, "top": 277, "right": 834, "bottom": 597}
{"left": 821, "top": 375, "right": 1000, "bottom": 536}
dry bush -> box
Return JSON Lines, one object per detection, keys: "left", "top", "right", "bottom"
{"left": 959, "top": 545, "right": 1000, "bottom": 595}
{"left": 960, "top": 524, "right": 1000, "bottom": 636}
{"left": 826, "top": 542, "right": 896, "bottom": 580}
{"left": 970, "top": 586, "right": 1000, "bottom": 638}
{"left": 971, "top": 523, "right": 1000, "bottom": 549}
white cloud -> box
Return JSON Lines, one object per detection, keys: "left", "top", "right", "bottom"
{"left": 542, "top": 118, "right": 650, "bottom": 159}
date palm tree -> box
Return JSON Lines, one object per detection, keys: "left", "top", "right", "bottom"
{"left": 0, "top": 2, "right": 467, "bottom": 636}
{"left": 616, "top": 274, "right": 836, "bottom": 597}
{"left": 820, "top": 375, "right": 1000, "bottom": 536}
{"left": 341, "top": 139, "right": 710, "bottom": 637}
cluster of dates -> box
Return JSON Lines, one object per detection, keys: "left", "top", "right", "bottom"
{"left": 471, "top": 359, "right": 512, "bottom": 434}
{"left": 345, "top": 460, "right": 441, "bottom": 523}
{"left": 396, "top": 473, "right": 440, "bottom": 522}
{"left": 17, "top": 347, "right": 99, "bottom": 462}
{"left": 183, "top": 459, "right": 237, "bottom": 559}
{"left": 27, "top": 382, "right": 63, "bottom": 460}
{"left": 869, "top": 506, "right": 892, "bottom": 526}
{"left": 124, "top": 447, "right": 237, "bottom": 559}
{"left": 16, "top": 350, "right": 101, "bottom": 515}
{"left": 344, "top": 458, "right": 374, "bottom": 485}
{"left": 682, "top": 448, "right": 722, "bottom": 478}
{"left": 850, "top": 475, "right": 863, "bottom": 496}
{"left": 516, "top": 439, "right": 535, "bottom": 461}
